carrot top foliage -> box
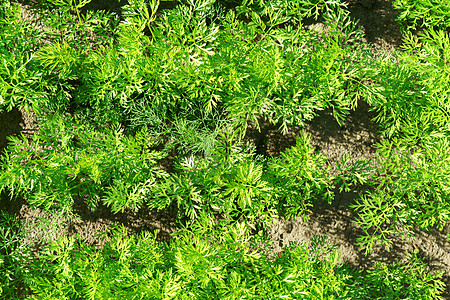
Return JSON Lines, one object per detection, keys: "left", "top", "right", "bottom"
{"left": 0, "top": 0, "right": 448, "bottom": 298}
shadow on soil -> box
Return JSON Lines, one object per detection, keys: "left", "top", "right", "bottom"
{"left": 68, "top": 200, "right": 178, "bottom": 248}
{"left": 347, "top": 0, "right": 404, "bottom": 51}
{"left": 0, "top": 108, "right": 32, "bottom": 217}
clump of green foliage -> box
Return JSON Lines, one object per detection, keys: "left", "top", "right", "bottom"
{"left": 267, "top": 131, "right": 335, "bottom": 220}
{"left": 0, "top": 212, "right": 32, "bottom": 297}
{"left": 1, "top": 0, "right": 450, "bottom": 298}
{"left": 352, "top": 136, "right": 450, "bottom": 253}
{"left": 352, "top": 28, "right": 450, "bottom": 253}
{"left": 0, "top": 117, "right": 168, "bottom": 214}
{"left": 393, "top": 0, "right": 450, "bottom": 31}
{"left": 154, "top": 130, "right": 275, "bottom": 220}
{"left": 367, "top": 28, "right": 450, "bottom": 139}
{"left": 0, "top": 117, "right": 337, "bottom": 222}
{"left": 4, "top": 214, "right": 444, "bottom": 299}
{"left": 0, "top": 0, "right": 43, "bottom": 112}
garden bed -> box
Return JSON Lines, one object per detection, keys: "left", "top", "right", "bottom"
{"left": 1, "top": 0, "right": 449, "bottom": 298}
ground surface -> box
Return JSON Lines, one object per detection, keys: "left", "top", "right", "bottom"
{"left": 1, "top": 0, "right": 449, "bottom": 297}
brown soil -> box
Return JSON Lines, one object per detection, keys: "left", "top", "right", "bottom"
{"left": 244, "top": 101, "right": 381, "bottom": 173}
{"left": 16, "top": 201, "right": 177, "bottom": 250}
{"left": 1, "top": 0, "right": 449, "bottom": 298}
{"left": 348, "top": 0, "right": 404, "bottom": 52}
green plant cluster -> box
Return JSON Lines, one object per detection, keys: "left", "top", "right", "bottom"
{"left": 1, "top": 0, "right": 449, "bottom": 298}
{"left": 0, "top": 116, "right": 168, "bottom": 214}
{"left": 1, "top": 0, "right": 367, "bottom": 132}
{"left": 350, "top": 27, "right": 450, "bottom": 252}
{"left": 367, "top": 29, "right": 450, "bottom": 139}
{"left": 0, "top": 0, "right": 368, "bottom": 221}
{"left": 352, "top": 136, "right": 450, "bottom": 253}
{"left": 393, "top": 0, "right": 450, "bottom": 31}
{"left": 0, "top": 212, "right": 445, "bottom": 299}
{"left": 0, "top": 116, "right": 336, "bottom": 221}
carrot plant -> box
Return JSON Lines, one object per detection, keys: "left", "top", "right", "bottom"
{"left": 367, "top": 28, "right": 450, "bottom": 139}
{"left": 352, "top": 135, "right": 450, "bottom": 253}
{"left": 393, "top": 0, "right": 450, "bottom": 31}
{"left": 151, "top": 130, "right": 273, "bottom": 220}
{"left": 0, "top": 116, "right": 168, "bottom": 214}
{"left": 267, "top": 131, "right": 335, "bottom": 220}
{"left": 0, "top": 119, "right": 339, "bottom": 224}
{"left": 0, "top": 1, "right": 44, "bottom": 113}
{"left": 351, "top": 29, "right": 450, "bottom": 250}
{"left": 1, "top": 0, "right": 450, "bottom": 297}
{"left": 0, "top": 211, "right": 33, "bottom": 298}
{"left": 24, "top": 0, "right": 367, "bottom": 139}
{"left": 18, "top": 216, "right": 444, "bottom": 299}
